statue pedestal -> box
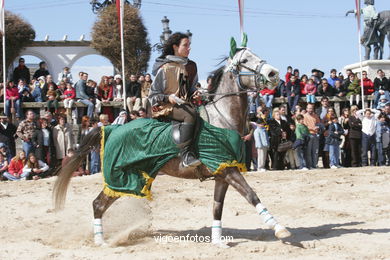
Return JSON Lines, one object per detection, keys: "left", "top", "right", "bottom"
{"left": 344, "top": 60, "right": 390, "bottom": 79}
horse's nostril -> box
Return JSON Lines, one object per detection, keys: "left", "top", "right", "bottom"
{"left": 268, "top": 72, "right": 275, "bottom": 78}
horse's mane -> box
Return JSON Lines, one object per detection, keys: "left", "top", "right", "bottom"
{"left": 207, "top": 57, "right": 229, "bottom": 98}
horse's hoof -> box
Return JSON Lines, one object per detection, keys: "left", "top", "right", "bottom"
{"left": 274, "top": 224, "right": 292, "bottom": 239}
{"left": 212, "top": 241, "right": 230, "bottom": 248}
{"left": 94, "top": 237, "right": 107, "bottom": 247}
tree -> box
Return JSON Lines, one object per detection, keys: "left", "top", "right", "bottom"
{"left": 91, "top": 4, "right": 151, "bottom": 77}
{"left": 0, "top": 11, "right": 36, "bottom": 82}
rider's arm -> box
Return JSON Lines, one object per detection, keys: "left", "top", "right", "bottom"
{"left": 148, "top": 68, "right": 169, "bottom": 106}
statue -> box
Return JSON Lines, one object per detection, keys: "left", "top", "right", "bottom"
{"left": 90, "top": 0, "right": 142, "bottom": 14}
{"left": 346, "top": 0, "right": 390, "bottom": 60}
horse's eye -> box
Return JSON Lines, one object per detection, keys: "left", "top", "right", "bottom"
{"left": 242, "top": 59, "right": 248, "bottom": 63}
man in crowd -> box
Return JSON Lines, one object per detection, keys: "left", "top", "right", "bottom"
{"left": 33, "top": 61, "right": 50, "bottom": 80}
{"left": 12, "top": 57, "right": 30, "bottom": 84}
{"left": 316, "top": 96, "right": 332, "bottom": 120}
{"left": 373, "top": 69, "right": 389, "bottom": 109}
{"left": 126, "top": 74, "right": 141, "bottom": 112}
{"left": 286, "top": 75, "right": 301, "bottom": 114}
{"left": 0, "top": 114, "right": 17, "bottom": 158}
{"left": 16, "top": 110, "right": 37, "bottom": 156}
{"left": 317, "top": 79, "right": 334, "bottom": 97}
{"left": 303, "top": 103, "right": 320, "bottom": 169}
{"left": 74, "top": 72, "right": 94, "bottom": 118}
{"left": 327, "top": 69, "right": 339, "bottom": 87}
{"left": 41, "top": 75, "right": 57, "bottom": 101}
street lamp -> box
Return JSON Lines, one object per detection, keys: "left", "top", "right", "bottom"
{"left": 186, "top": 29, "right": 192, "bottom": 42}
{"left": 161, "top": 16, "right": 172, "bottom": 44}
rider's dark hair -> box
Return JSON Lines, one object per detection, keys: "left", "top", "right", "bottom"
{"left": 159, "top": 32, "right": 189, "bottom": 59}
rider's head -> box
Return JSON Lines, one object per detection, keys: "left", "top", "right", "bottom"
{"left": 160, "top": 32, "right": 190, "bottom": 59}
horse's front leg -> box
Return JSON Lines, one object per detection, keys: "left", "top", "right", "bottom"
{"left": 224, "top": 167, "right": 291, "bottom": 239}
{"left": 212, "top": 177, "right": 230, "bottom": 248}
{"left": 92, "top": 191, "right": 119, "bottom": 245}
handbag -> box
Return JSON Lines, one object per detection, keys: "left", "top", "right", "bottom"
{"left": 277, "top": 140, "right": 293, "bottom": 152}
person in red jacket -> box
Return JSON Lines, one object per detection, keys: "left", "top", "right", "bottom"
{"left": 362, "top": 70, "right": 374, "bottom": 96}
{"left": 63, "top": 82, "right": 76, "bottom": 117}
{"left": 260, "top": 86, "right": 276, "bottom": 108}
{"left": 285, "top": 66, "right": 292, "bottom": 84}
{"left": 5, "top": 81, "right": 22, "bottom": 119}
{"left": 3, "top": 150, "right": 27, "bottom": 181}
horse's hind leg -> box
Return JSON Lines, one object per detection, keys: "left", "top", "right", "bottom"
{"left": 211, "top": 177, "right": 229, "bottom": 247}
{"left": 223, "top": 167, "right": 291, "bottom": 239}
{"left": 92, "top": 191, "right": 119, "bottom": 245}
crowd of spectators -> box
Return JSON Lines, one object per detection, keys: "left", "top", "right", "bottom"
{"left": 1, "top": 59, "right": 390, "bottom": 180}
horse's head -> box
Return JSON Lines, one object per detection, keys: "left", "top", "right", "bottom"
{"left": 226, "top": 34, "right": 279, "bottom": 91}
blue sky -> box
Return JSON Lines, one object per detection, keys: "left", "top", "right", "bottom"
{"left": 7, "top": 0, "right": 390, "bottom": 81}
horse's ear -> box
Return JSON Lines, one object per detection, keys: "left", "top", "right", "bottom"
{"left": 230, "top": 37, "right": 237, "bottom": 59}
{"left": 241, "top": 33, "right": 248, "bottom": 47}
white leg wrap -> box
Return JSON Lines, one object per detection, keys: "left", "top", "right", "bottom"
{"left": 93, "top": 218, "right": 105, "bottom": 245}
{"left": 211, "top": 220, "right": 230, "bottom": 248}
{"left": 256, "top": 203, "right": 278, "bottom": 229}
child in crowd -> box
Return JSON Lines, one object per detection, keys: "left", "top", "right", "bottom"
{"left": 260, "top": 86, "right": 276, "bottom": 108}
{"left": 22, "top": 153, "right": 49, "bottom": 180}
{"left": 304, "top": 78, "right": 317, "bottom": 103}
{"left": 46, "top": 84, "right": 59, "bottom": 114}
{"left": 285, "top": 66, "right": 293, "bottom": 83}
{"left": 325, "top": 115, "right": 344, "bottom": 169}
{"left": 62, "top": 148, "right": 88, "bottom": 177}
{"left": 3, "top": 150, "right": 27, "bottom": 181}
{"left": 0, "top": 153, "right": 9, "bottom": 180}
{"left": 253, "top": 117, "right": 269, "bottom": 172}
{"left": 58, "top": 67, "right": 73, "bottom": 84}
{"left": 294, "top": 115, "right": 309, "bottom": 170}
{"left": 0, "top": 143, "right": 12, "bottom": 162}
{"left": 377, "top": 95, "right": 389, "bottom": 110}
{"left": 31, "top": 78, "right": 43, "bottom": 102}
{"left": 63, "top": 83, "right": 76, "bottom": 116}
{"left": 375, "top": 113, "right": 389, "bottom": 166}
{"left": 286, "top": 123, "right": 299, "bottom": 169}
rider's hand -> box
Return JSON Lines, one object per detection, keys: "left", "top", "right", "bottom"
{"left": 168, "top": 95, "right": 177, "bottom": 105}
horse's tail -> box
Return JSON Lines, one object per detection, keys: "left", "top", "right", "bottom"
{"left": 53, "top": 127, "right": 102, "bottom": 210}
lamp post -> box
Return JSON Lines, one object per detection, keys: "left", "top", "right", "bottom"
{"left": 160, "top": 16, "right": 172, "bottom": 45}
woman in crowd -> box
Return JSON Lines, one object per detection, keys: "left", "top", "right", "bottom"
{"left": 77, "top": 115, "right": 91, "bottom": 173}
{"left": 5, "top": 81, "right": 22, "bottom": 119}
{"left": 325, "top": 115, "right": 344, "bottom": 169}
{"left": 53, "top": 115, "right": 74, "bottom": 163}
{"left": 339, "top": 108, "right": 351, "bottom": 167}
{"left": 348, "top": 105, "right": 362, "bottom": 167}
{"left": 140, "top": 73, "right": 152, "bottom": 109}
{"left": 32, "top": 118, "right": 55, "bottom": 166}
{"left": 346, "top": 73, "right": 361, "bottom": 107}
{"left": 0, "top": 153, "right": 9, "bottom": 180}
{"left": 268, "top": 108, "right": 290, "bottom": 170}
{"left": 22, "top": 153, "right": 49, "bottom": 180}
{"left": 3, "top": 150, "right": 27, "bottom": 181}
{"left": 97, "top": 76, "right": 114, "bottom": 122}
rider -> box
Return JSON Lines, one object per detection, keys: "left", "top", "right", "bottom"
{"left": 149, "top": 32, "right": 201, "bottom": 168}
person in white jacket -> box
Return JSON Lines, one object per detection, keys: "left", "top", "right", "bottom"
{"left": 356, "top": 108, "right": 381, "bottom": 166}
{"left": 22, "top": 153, "right": 49, "bottom": 180}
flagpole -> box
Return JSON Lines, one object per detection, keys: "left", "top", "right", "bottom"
{"left": 355, "top": 0, "right": 365, "bottom": 110}
{"left": 1, "top": 0, "right": 6, "bottom": 106}
{"left": 120, "top": 0, "right": 126, "bottom": 111}
{"left": 238, "top": 0, "right": 244, "bottom": 41}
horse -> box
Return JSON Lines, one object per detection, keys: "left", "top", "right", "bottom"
{"left": 53, "top": 35, "right": 292, "bottom": 248}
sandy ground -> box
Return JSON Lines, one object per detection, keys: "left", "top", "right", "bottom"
{"left": 1, "top": 166, "right": 390, "bottom": 260}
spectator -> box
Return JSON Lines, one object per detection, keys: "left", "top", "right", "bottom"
{"left": 304, "top": 78, "right": 317, "bottom": 103}
{"left": 41, "top": 75, "right": 57, "bottom": 102}
{"left": 75, "top": 72, "right": 94, "bottom": 118}
{"left": 376, "top": 113, "right": 388, "bottom": 166}
{"left": 12, "top": 57, "right": 30, "bottom": 84}
{"left": 31, "top": 77, "right": 44, "bottom": 102}
{"left": 285, "top": 122, "right": 299, "bottom": 169}
{"left": 89, "top": 118, "right": 100, "bottom": 174}
{"left": 285, "top": 66, "right": 292, "bottom": 83}
{"left": 113, "top": 75, "right": 124, "bottom": 101}
{"left": 293, "top": 69, "right": 300, "bottom": 79}
{"left": 347, "top": 73, "right": 361, "bottom": 107}
{"left": 20, "top": 88, "right": 34, "bottom": 103}
{"left": 138, "top": 108, "right": 147, "bottom": 119}
{"left": 253, "top": 117, "right": 269, "bottom": 172}
{"left": 294, "top": 114, "right": 309, "bottom": 170}
{"left": 98, "top": 114, "right": 110, "bottom": 127}
{"left": 16, "top": 110, "right": 37, "bottom": 156}
{"left": 268, "top": 108, "right": 290, "bottom": 170}
{"left": 0, "top": 115, "right": 17, "bottom": 157}
{"left": 279, "top": 104, "right": 292, "bottom": 123}
{"left": 129, "top": 110, "right": 140, "bottom": 121}
{"left": 357, "top": 108, "right": 381, "bottom": 166}
{"left": 327, "top": 69, "right": 339, "bottom": 87}
{"left": 339, "top": 108, "right": 351, "bottom": 167}
{"left": 316, "top": 96, "right": 332, "bottom": 121}
{"left": 333, "top": 80, "right": 347, "bottom": 98}
{"left": 112, "top": 110, "right": 128, "bottom": 125}
{"left": 317, "top": 79, "right": 334, "bottom": 97}
{"left": 62, "top": 148, "right": 88, "bottom": 177}
{"left": 311, "top": 68, "right": 324, "bottom": 86}
{"left": 377, "top": 95, "right": 389, "bottom": 110}
{"left": 0, "top": 152, "right": 8, "bottom": 180}
{"left": 248, "top": 91, "right": 260, "bottom": 120}
{"left": 303, "top": 103, "right": 320, "bottom": 169}
{"left": 0, "top": 143, "right": 11, "bottom": 163}
{"left": 31, "top": 118, "right": 54, "bottom": 165}
{"left": 17, "top": 79, "right": 29, "bottom": 94}
{"left": 126, "top": 74, "right": 141, "bottom": 112}
{"left": 3, "top": 150, "right": 27, "bottom": 181}
{"left": 373, "top": 69, "right": 389, "bottom": 109}
{"left": 46, "top": 84, "right": 59, "bottom": 114}
{"left": 326, "top": 115, "right": 344, "bottom": 169}
{"left": 86, "top": 79, "right": 101, "bottom": 117}
{"left": 286, "top": 75, "right": 300, "bottom": 113}
{"left": 300, "top": 74, "right": 308, "bottom": 96}
{"left": 98, "top": 76, "right": 114, "bottom": 122}
{"left": 22, "top": 153, "right": 49, "bottom": 180}
{"left": 362, "top": 70, "right": 374, "bottom": 96}
{"left": 141, "top": 73, "right": 152, "bottom": 109}
{"left": 5, "top": 81, "right": 22, "bottom": 119}
{"left": 348, "top": 105, "right": 363, "bottom": 167}
{"left": 77, "top": 116, "right": 91, "bottom": 173}
{"left": 53, "top": 115, "right": 74, "bottom": 162}
{"left": 33, "top": 61, "right": 50, "bottom": 80}
{"left": 63, "top": 82, "right": 76, "bottom": 117}
{"left": 57, "top": 67, "right": 73, "bottom": 84}
{"left": 260, "top": 86, "right": 276, "bottom": 108}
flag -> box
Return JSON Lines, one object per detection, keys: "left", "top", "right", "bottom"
{"left": 238, "top": 0, "right": 244, "bottom": 38}
{"left": 116, "top": 0, "right": 121, "bottom": 30}
{"left": 0, "top": 0, "right": 4, "bottom": 34}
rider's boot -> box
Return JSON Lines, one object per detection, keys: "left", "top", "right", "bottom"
{"left": 172, "top": 122, "right": 201, "bottom": 168}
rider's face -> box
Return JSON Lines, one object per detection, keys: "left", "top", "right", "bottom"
{"left": 173, "top": 38, "right": 191, "bottom": 58}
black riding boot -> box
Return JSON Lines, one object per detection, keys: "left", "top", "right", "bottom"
{"left": 172, "top": 122, "right": 201, "bottom": 168}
